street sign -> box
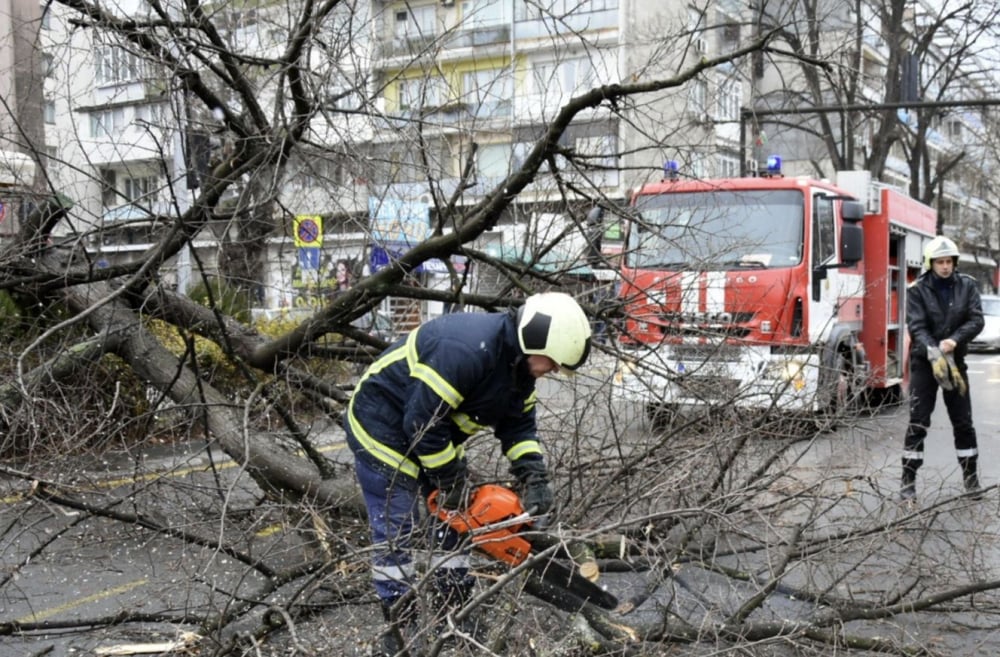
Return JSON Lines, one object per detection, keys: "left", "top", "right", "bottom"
{"left": 293, "top": 215, "right": 323, "bottom": 247}
{"left": 298, "top": 247, "right": 320, "bottom": 271}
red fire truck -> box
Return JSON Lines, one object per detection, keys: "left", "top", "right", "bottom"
{"left": 613, "top": 158, "right": 938, "bottom": 424}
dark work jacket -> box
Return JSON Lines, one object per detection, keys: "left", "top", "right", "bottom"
{"left": 907, "top": 270, "right": 984, "bottom": 364}
{"left": 343, "top": 311, "right": 542, "bottom": 484}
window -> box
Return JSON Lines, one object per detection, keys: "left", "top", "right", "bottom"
{"left": 575, "top": 134, "right": 619, "bottom": 183}
{"left": 812, "top": 195, "right": 836, "bottom": 266}
{"left": 395, "top": 4, "right": 436, "bottom": 39}
{"left": 90, "top": 108, "right": 126, "bottom": 138}
{"left": 688, "top": 6, "right": 707, "bottom": 54}
{"left": 716, "top": 74, "right": 740, "bottom": 122}
{"left": 94, "top": 44, "right": 142, "bottom": 85}
{"left": 461, "top": 0, "right": 511, "bottom": 28}
{"left": 327, "top": 71, "right": 366, "bottom": 111}
{"left": 688, "top": 79, "right": 708, "bottom": 117}
{"left": 101, "top": 169, "right": 117, "bottom": 207}
{"left": 689, "top": 153, "right": 707, "bottom": 179}
{"left": 525, "top": 0, "right": 617, "bottom": 18}
{"left": 530, "top": 57, "right": 596, "bottom": 101}
{"left": 463, "top": 69, "right": 512, "bottom": 118}
{"left": 399, "top": 76, "right": 445, "bottom": 112}
{"left": 477, "top": 142, "right": 513, "bottom": 179}
{"left": 529, "top": 62, "right": 554, "bottom": 95}
{"left": 43, "top": 99, "right": 56, "bottom": 124}
{"left": 565, "top": 57, "right": 596, "bottom": 90}
{"left": 629, "top": 190, "right": 804, "bottom": 269}
{"left": 718, "top": 153, "right": 740, "bottom": 178}
{"left": 123, "top": 175, "right": 160, "bottom": 202}
{"left": 134, "top": 103, "right": 166, "bottom": 129}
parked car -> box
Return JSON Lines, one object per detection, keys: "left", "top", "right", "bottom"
{"left": 970, "top": 294, "right": 1000, "bottom": 352}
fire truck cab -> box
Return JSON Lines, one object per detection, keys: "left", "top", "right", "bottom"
{"left": 613, "top": 160, "right": 937, "bottom": 425}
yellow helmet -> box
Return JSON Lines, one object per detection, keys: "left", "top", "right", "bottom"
{"left": 923, "top": 235, "right": 959, "bottom": 271}
{"left": 517, "top": 292, "right": 592, "bottom": 370}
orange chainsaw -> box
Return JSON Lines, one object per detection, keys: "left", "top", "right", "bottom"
{"left": 427, "top": 484, "right": 618, "bottom": 610}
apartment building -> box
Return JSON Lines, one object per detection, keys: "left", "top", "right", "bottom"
{"left": 16, "top": 0, "right": 997, "bottom": 315}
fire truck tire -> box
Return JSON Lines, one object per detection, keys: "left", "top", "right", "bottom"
{"left": 645, "top": 403, "right": 677, "bottom": 430}
{"left": 835, "top": 355, "right": 863, "bottom": 413}
{"left": 866, "top": 383, "right": 903, "bottom": 409}
{"left": 817, "top": 354, "right": 863, "bottom": 431}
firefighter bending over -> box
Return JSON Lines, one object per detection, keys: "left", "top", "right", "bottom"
{"left": 343, "top": 292, "right": 591, "bottom": 656}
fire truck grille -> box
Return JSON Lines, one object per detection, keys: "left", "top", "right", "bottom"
{"left": 659, "top": 325, "right": 752, "bottom": 340}
{"left": 677, "top": 375, "right": 742, "bottom": 401}
{"left": 671, "top": 343, "right": 743, "bottom": 362}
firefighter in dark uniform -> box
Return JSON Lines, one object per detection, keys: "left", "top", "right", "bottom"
{"left": 900, "top": 236, "right": 985, "bottom": 501}
{"left": 343, "top": 292, "right": 591, "bottom": 655}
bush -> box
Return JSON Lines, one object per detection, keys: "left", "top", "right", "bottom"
{"left": 187, "top": 277, "right": 254, "bottom": 324}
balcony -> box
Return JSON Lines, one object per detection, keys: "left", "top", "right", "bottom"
{"left": 377, "top": 101, "right": 513, "bottom": 131}
{"left": 380, "top": 33, "right": 440, "bottom": 58}
{"left": 376, "top": 8, "right": 617, "bottom": 65}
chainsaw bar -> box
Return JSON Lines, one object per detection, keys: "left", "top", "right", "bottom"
{"left": 527, "top": 556, "right": 619, "bottom": 610}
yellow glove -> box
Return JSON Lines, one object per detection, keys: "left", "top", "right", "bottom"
{"left": 945, "top": 353, "right": 967, "bottom": 396}
{"left": 927, "top": 346, "right": 954, "bottom": 391}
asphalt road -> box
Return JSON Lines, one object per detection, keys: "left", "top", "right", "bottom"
{"left": 1, "top": 352, "right": 998, "bottom": 656}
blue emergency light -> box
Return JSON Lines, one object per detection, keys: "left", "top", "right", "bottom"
{"left": 663, "top": 159, "right": 680, "bottom": 181}
{"left": 766, "top": 155, "right": 782, "bottom": 176}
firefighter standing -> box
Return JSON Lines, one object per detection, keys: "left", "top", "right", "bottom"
{"left": 343, "top": 292, "right": 591, "bottom": 655}
{"left": 900, "top": 236, "right": 985, "bottom": 501}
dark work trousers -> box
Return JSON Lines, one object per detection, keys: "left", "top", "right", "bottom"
{"left": 353, "top": 456, "right": 473, "bottom": 605}
{"left": 902, "top": 356, "right": 978, "bottom": 484}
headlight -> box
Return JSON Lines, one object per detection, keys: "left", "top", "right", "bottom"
{"left": 763, "top": 358, "right": 808, "bottom": 391}
{"left": 613, "top": 359, "right": 638, "bottom": 384}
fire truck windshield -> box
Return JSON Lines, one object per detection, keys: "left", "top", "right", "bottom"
{"left": 627, "top": 189, "right": 805, "bottom": 270}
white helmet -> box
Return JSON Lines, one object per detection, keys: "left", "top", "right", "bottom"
{"left": 923, "top": 235, "right": 960, "bottom": 270}
{"left": 517, "top": 292, "right": 592, "bottom": 371}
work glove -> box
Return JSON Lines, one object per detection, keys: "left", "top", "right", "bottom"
{"left": 926, "top": 345, "right": 954, "bottom": 391}
{"left": 944, "top": 353, "right": 967, "bottom": 396}
{"left": 510, "top": 458, "right": 554, "bottom": 516}
{"left": 430, "top": 461, "right": 471, "bottom": 511}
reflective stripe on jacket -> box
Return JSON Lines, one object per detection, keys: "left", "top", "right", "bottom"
{"left": 345, "top": 311, "right": 542, "bottom": 480}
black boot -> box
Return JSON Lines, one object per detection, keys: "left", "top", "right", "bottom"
{"left": 379, "top": 598, "right": 420, "bottom": 657}
{"left": 899, "top": 459, "right": 919, "bottom": 501}
{"left": 960, "top": 456, "right": 982, "bottom": 500}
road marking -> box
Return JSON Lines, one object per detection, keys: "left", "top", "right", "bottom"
{"left": 16, "top": 577, "right": 149, "bottom": 624}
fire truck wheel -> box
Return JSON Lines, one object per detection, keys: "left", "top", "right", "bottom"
{"left": 645, "top": 403, "right": 678, "bottom": 430}
{"left": 866, "top": 383, "right": 903, "bottom": 409}
{"left": 824, "top": 354, "right": 864, "bottom": 427}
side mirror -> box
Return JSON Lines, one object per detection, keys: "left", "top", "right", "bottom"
{"left": 841, "top": 223, "right": 863, "bottom": 265}
{"left": 842, "top": 200, "right": 865, "bottom": 222}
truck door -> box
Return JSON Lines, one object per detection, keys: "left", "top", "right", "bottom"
{"left": 809, "top": 193, "right": 838, "bottom": 341}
